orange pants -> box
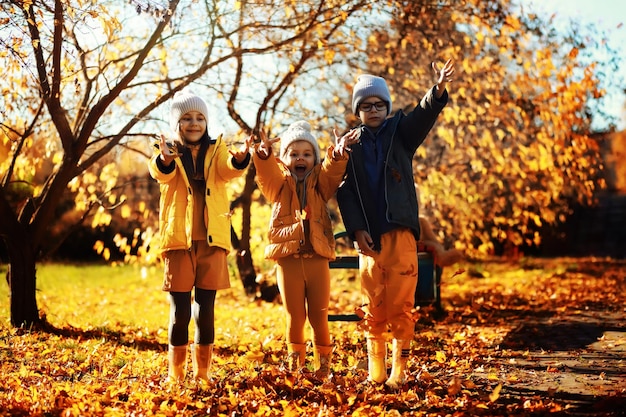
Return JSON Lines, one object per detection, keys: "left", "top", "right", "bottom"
{"left": 359, "top": 228, "right": 417, "bottom": 340}
{"left": 276, "top": 254, "right": 331, "bottom": 347}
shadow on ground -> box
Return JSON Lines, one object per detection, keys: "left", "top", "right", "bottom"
{"left": 500, "top": 319, "right": 625, "bottom": 351}
{"left": 16, "top": 318, "right": 167, "bottom": 352}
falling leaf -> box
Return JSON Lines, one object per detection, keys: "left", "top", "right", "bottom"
{"left": 489, "top": 384, "right": 502, "bottom": 402}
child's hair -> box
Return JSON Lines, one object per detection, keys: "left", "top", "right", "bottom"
{"left": 279, "top": 120, "right": 321, "bottom": 164}
{"left": 169, "top": 88, "right": 210, "bottom": 134}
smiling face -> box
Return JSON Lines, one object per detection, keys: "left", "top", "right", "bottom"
{"left": 178, "top": 111, "right": 207, "bottom": 144}
{"left": 357, "top": 97, "right": 388, "bottom": 129}
{"left": 283, "top": 140, "right": 315, "bottom": 180}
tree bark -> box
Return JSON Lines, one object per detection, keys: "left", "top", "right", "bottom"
{"left": 6, "top": 239, "right": 40, "bottom": 328}
{"left": 0, "top": 192, "right": 40, "bottom": 328}
{"left": 231, "top": 165, "right": 258, "bottom": 296}
{"left": 230, "top": 164, "right": 279, "bottom": 302}
{"left": 231, "top": 225, "right": 257, "bottom": 297}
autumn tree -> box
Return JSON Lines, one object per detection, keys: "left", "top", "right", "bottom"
{"left": 0, "top": 0, "right": 370, "bottom": 328}
{"left": 2, "top": 0, "right": 620, "bottom": 330}
{"left": 337, "top": 0, "right": 621, "bottom": 256}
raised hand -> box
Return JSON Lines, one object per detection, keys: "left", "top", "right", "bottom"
{"left": 432, "top": 59, "right": 455, "bottom": 97}
{"left": 159, "top": 134, "right": 181, "bottom": 166}
{"left": 250, "top": 130, "right": 280, "bottom": 159}
{"left": 332, "top": 128, "right": 360, "bottom": 159}
{"left": 229, "top": 138, "right": 251, "bottom": 164}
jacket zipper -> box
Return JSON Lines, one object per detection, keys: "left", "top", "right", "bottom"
{"left": 383, "top": 121, "right": 399, "bottom": 223}
{"left": 349, "top": 153, "right": 371, "bottom": 237}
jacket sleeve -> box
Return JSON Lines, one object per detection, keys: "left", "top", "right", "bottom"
{"left": 214, "top": 138, "right": 250, "bottom": 182}
{"left": 397, "top": 85, "right": 448, "bottom": 154}
{"left": 317, "top": 146, "right": 348, "bottom": 201}
{"left": 253, "top": 152, "right": 287, "bottom": 202}
{"left": 336, "top": 159, "right": 369, "bottom": 238}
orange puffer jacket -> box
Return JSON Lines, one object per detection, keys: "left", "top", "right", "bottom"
{"left": 253, "top": 147, "right": 348, "bottom": 261}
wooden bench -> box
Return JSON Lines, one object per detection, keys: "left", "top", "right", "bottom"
{"left": 328, "top": 232, "right": 442, "bottom": 321}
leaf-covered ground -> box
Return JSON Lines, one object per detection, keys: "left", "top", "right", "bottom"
{"left": 0, "top": 258, "right": 624, "bottom": 416}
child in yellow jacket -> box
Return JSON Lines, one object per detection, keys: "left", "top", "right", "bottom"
{"left": 148, "top": 89, "right": 250, "bottom": 384}
{"left": 248, "top": 121, "right": 358, "bottom": 378}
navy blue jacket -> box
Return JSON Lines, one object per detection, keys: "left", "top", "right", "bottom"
{"left": 337, "top": 86, "right": 448, "bottom": 250}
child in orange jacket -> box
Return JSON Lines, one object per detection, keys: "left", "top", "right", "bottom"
{"left": 248, "top": 121, "right": 358, "bottom": 378}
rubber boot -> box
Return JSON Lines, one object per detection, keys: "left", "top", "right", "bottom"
{"left": 385, "top": 339, "right": 410, "bottom": 389}
{"left": 167, "top": 344, "right": 187, "bottom": 382}
{"left": 313, "top": 345, "right": 333, "bottom": 378}
{"left": 285, "top": 343, "right": 306, "bottom": 373}
{"left": 191, "top": 343, "right": 213, "bottom": 383}
{"left": 367, "top": 338, "right": 387, "bottom": 383}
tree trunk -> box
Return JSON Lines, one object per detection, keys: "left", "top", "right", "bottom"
{"left": 0, "top": 194, "right": 40, "bottom": 328}
{"left": 6, "top": 239, "right": 40, "bottom": 328}
{"left": 230, "top": 164, "right": 279, "bottom": 302}
{"left": 231, "top": 165, "right": 258, "bottom": 296}
{"left": 231, "top": 225, "right": 257, "bottom": 297}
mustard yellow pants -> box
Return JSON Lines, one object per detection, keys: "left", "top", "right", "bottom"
{"left": 360, "top": 228, "right": 418, "bottom": 340}
{"left": 276, "top": 254, "right": 331, "bottom": 347}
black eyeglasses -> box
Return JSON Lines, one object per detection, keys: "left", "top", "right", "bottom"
{"left": 359, "top": 101, "right": 387, "bottom": 112}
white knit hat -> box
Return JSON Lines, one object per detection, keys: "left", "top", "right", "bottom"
{"left": 279, "top": 121, "right": 321, "bottom": 164}
{"left": 169, "top": 88, "right": 209, "bottom": 133}
{"left": 351, "top": 74, "right": 392, "bottom": 115}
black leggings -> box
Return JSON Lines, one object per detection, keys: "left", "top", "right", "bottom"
{"left": 168, "top": 288, "right": 216, "bottom": 346}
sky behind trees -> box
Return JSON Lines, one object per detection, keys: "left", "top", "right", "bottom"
{"left": 521, "top": 0, "right": 626, "bottom": 130}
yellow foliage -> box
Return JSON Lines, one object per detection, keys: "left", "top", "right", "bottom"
{"left": 52, "top": 151, "right": 63, "bottom": 165}
{"left": 324, "top": 49, "right": 335, "bottom": 65}
{"left": 93, "top": 240, "right": 104, "bottom": 254}
{"left": 0, "top": 0, "right": 612, "bottom": 271}
{"left": 121, "top": 204, "right": 131, "bottom": 219}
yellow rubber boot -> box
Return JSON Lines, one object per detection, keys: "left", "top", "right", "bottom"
{"left": 313, "top": 345, "right": 333, "bottom": 378}
{"left": 285, "top": 343, "right": 306, "bottom": 373}
{"left": 367, "top": 338, "right": 387, "bottom": 383}
{"left": 167, "top": 344, "right": 187, "bottom": 383}
{"left": 191, "top": 343, "right": 213, "bottom": 383}
{"left": 385, "top": 339, "right": 410, "bottom": 389}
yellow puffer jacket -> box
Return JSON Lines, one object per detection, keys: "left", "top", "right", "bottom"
{"left": 253, "top": 146, "right": 348, "bottom": 261}
{"left": 148, "top": 135, "right": 248, "bottom": 253}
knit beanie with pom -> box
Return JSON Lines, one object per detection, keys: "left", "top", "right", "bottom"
{"left": 279, "top": 120, "right": 321, "bottom": 164}
{"left": 351, "top": 74, "right": 392, "bottom": 115}
{"left": 169, "top": 88, "right": 209, "bottom": 133}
